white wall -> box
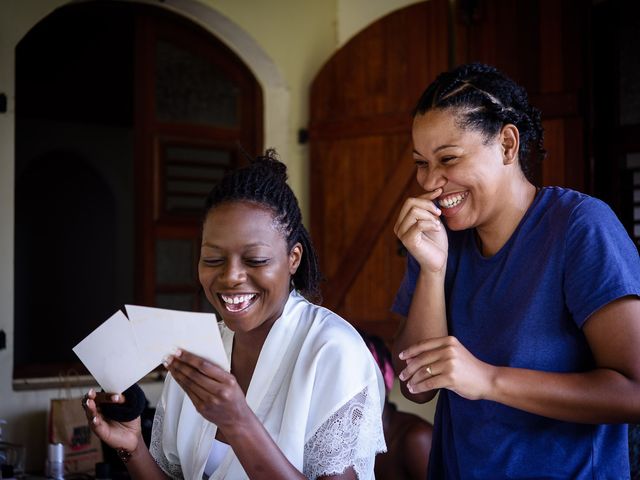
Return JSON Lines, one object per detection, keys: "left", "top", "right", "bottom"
{"left": 0, "top": 0, "right": 434, "bottom": 472}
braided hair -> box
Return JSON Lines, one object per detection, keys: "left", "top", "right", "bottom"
{"left": 203, "top": 149, "right": 322, "bottom": 301}
{"left": 413, "top": 63, "right": 546, "bottom": 182}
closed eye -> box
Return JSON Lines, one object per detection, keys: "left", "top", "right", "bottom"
{"left": 201, "top": 258, "right": 224, "bottom": 267}
{"left": 441, "top": 156, "right": 457, "bottom": 163}
{"left": 245, "top": 258, "right": 270, "bottom": 267}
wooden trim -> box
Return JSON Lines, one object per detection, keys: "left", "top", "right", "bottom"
{"left": 12, "top": 370, "right": 166, "bottom": 391}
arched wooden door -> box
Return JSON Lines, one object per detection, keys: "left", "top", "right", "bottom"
{"left": 133, "top": 7, "right": 263, "bottom": 310}
{"left": 309, "top": 0, "right": 589, "bottom": 340}
{"left": 309, "top": 0, "right": 451, "bottom": 340}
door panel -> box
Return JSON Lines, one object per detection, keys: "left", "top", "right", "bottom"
{"left": 310, "top": 1, "right": 451, "bottom": 338}
{"left": 135, "top": 9, "right": 262, "bottom": 310}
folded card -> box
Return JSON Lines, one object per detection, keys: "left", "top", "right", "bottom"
{"left": 73, "top": 306, "right": 228, "bottom": 394}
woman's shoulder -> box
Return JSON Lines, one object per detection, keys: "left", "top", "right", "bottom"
{"left": 293, "top": 294, "right": 376, "bottom": 367}
{"left": 538, "top": 186, "right": 608, "bottom": 215}
{"left": 527, "top": 187, "right": 622, "bottom": 237}
{"left": 296, "top": 293, "right": 362, "bottom": 341}
{"left": 539, "top": 187, "right": 629, "bottom": 237}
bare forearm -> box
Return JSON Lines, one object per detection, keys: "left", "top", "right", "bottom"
{"left": 124, "top": 437, "right": 171, "bottom": 480}
{"left": 393, "top": 272, "right": 447, "bottom": 403}
{"left": 488, "top": 366, "right": 640, "bottom": 424}
{"left": 394, "top": 272, "right": 447, "bottom": 353}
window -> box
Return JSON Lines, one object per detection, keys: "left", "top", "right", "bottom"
{"left": 14, "top": 2, "right": 262, "bottom": 384}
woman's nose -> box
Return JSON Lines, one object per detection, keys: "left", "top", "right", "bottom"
{"left": 220, "top": 259, "right": 246, "bottom": 285}
{"left": 417, "top": 164, "right": 446, "bottom": 192}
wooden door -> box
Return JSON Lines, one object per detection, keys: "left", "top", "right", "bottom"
{"left": 309, "top": 0, "right": 589, "bottom": 340}
{"left": 457, "top": 0, "right": 589, "bottom": 191}
{"left": 134, "top": 9, "right": 263, "bottom": 311}
{"left": 309, "top": 0, "right": 451, "bottom": 339}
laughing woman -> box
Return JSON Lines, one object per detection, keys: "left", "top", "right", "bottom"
{"left": 392, "top": 63, "right": 640, "bottom": 478}
{"left": 83, "top": 150, "right": 386, "bottom": 479}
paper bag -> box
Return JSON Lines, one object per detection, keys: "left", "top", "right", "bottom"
{"left": 49, "top": 397, "right": 103, "bottom": 474}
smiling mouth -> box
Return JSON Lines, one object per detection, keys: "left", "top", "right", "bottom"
{"left": 439, "top": 191, "right": 469, "bottom": 209}
{"left": 218, "top": 293, "right": 258, "bottom": 313}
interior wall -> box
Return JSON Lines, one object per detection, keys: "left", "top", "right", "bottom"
{"left": 0, "top": 0, "right": 435, "bottom": 472}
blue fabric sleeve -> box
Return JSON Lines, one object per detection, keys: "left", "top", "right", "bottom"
{"left": 391, "top": 254, "right": 420, "bottom": 317}
{"left": 564, "top": 197, "right": 640, "bottom": 327}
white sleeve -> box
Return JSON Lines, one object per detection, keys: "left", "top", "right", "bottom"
{"left": 303, "top": 385, "right": 386, "bottom": 480}
{"left": 149, "top": 398, "right": 185, "bottom": 479}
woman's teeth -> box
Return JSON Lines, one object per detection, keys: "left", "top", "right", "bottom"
{"left": 220, "top": 294, "right": 257, "bottom": 312}
{"left": 440, "top": 192, "right": 468, "bottom": 209}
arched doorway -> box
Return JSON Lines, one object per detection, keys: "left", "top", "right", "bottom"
{"left": 14, "top": 0, "right": 263, "bottom": 379}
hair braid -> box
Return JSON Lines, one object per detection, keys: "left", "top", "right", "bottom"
{"left": 203, "top": 149, "right": 322, "bottom": 300}
{"left": 414, "top": 63, "right": 546, "bottom": 182}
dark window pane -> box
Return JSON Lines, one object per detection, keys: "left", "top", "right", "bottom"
{"left": 156, "top": 40, "right": 239, "bottom": 126}
{"left": 155, "top": 239, "right": 194, "bottom": 285}
{"left": 155, "top": 293, "right": 194, "bottom": 311}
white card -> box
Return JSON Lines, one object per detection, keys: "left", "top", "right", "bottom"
{"left": 73, "top": 306, "right": 229, "bottom": 394}
{"left": 126, "top": 304, "right": 229, "bottom": 371}
{"left": 72, "top": 311, "right": 148, "bottom": 394}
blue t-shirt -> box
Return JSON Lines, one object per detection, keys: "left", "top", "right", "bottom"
{"left": 392, "top": 187, "right": 640, "bottom": 479}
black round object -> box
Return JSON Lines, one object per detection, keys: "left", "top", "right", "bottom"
{"left": 100, "top": 383, "right": 147, "bottom": 422}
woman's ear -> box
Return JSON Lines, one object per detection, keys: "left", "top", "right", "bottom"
{"left": 289, "top": 242, "right": 303, "bottom": 275}
{"left": 500, "top": 124, "right": 520, "bottom": 165}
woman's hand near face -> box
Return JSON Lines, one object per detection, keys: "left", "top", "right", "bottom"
{"left": 394, "top": 188, "right": 448, "bottom": 273}
{"left": 166, "top": 350, "right": 253, "bottom": 434}
{"left": 393, "top": 188, "right": 450, "bottom": 403}
{"left": 398, "top": 336, "right": 496, "bottom": 401}
{"left": 82, "top": 389, "right": 142, "bottom": 453}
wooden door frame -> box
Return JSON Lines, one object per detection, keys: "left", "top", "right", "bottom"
{"left": 134, "top": 7, "right": 263, "bottom": 307}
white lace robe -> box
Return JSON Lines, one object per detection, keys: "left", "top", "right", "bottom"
{"left": 150, "top": 291, "right": 387, "bottom": 479}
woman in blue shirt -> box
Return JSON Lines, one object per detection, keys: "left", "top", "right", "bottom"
{"left": 392, "top": 62, "right": 640, "bottom": 478}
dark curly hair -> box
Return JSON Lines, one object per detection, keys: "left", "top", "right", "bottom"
{"left": 203, "top": 149, "right": 321, "bottom": 301}
{"left": 413, "top": 63, "right": 546, "bottom": 182}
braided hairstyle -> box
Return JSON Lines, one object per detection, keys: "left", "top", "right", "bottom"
{"left": 413, "top": 63, "right": 546, "bottom": 182}
{"left": 203, "top": 149, "right": 321, "bottom": 301}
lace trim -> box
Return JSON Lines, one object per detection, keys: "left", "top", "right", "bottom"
{"left": 303, "top": 386, "right": 386, "bottom": 480}
{"left": 149, "top": 399, "right": 184, "bottom": 479}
